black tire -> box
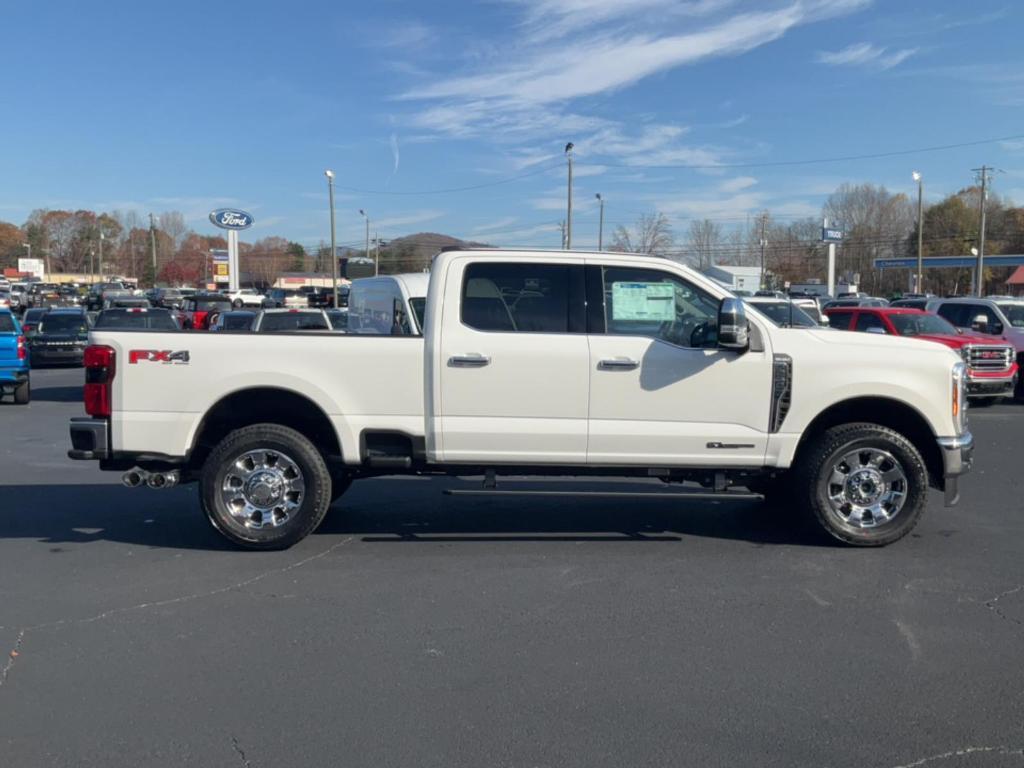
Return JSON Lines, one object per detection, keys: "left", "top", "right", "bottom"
{"left": 232, "top": 299, "right": 243, "bottom": 309}
{"left": 200, "top": 423, "right": 331, "bottom": 550}
{"left": 794, "top": 423, "right": 928, "bottom": 547}
{"left": 13, "top": 378, "right": 30, "bottom": 405}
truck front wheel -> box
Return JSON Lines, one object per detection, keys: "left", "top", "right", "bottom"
{"left": 200, "top": 423, "right": 332, "bottom": 550}
{"left": 795, "top": 423, "right": 928, "bottom": 547}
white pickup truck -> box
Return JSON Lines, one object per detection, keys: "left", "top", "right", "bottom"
{"left": 68, "top": 249, "right": 974, "bottom": 549}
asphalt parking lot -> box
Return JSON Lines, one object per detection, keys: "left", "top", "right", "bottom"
{"left": 1, "top": 367, "right": 1023, "bottom": 768}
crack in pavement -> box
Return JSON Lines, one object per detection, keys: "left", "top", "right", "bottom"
{"left": 984, "top": 584, "right": 1024, "bottom": 627}
{"left": 231, "top": 735, "right": 253, "bottom": 768}
{"left": 891, "top": 745, "right": 1024, "bottom": 767}
{"left": 0, "top": 630, "right": 25, "bottom": 689}
{"left": 0, "top": 537, "right": 353, "bottom": 693}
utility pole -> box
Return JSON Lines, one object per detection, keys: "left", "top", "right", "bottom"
{"left": 97, "top": 229, "right": 104, "bottom": 286}
{"left": 374, "top": 231, "right": 380, "bottom": 277}
{"left": 325, "top": 170, "right": 338, "bottom": 308}
{"left": 565, "top": 142, "right": 574, "bottom": 249}
{"left": 759, "top": 212, "right": 768, "bottom": 290}
{"left": 912, "top": 171, "right": 924, "bottom": 293}
{"left": 148, "top": 213, "right": 157, "bottom": 285}
{"left": 972, "top": 165, "right": 991, "bottom": 297}
{"left": 559, "top": 220, "right": 567, "bottom": 249}
{"left": 359, "top": 209, "right": 370, "bottom": 273}
{"left": 595, "top": 193, "right": 604, "bottom": 251}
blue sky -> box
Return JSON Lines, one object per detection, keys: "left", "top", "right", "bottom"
{"left": 2, "top": 0, "right": 1023, "bottom": 250}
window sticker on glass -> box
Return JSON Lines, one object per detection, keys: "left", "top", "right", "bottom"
{"left": 611, "top": 282, "right": 675, "bottom": 321}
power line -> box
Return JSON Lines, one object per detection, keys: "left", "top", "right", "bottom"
{"left": 593, "top": 132, "right": 1024, "bottom": 170}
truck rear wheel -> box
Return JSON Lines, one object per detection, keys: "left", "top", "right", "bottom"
{"left": 795, "top": 423, "right": 928, "bottom": 547}
{"left": 13, "top": 379, "right": 30, "bottom": 405}
{"left": 200, "top": 423, "right": 332, "bottom": 550}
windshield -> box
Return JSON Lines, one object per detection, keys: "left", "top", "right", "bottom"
{"left": 996, "top": 303, "right": 1024, "bottom": 328}
{"left": 889, "top": 313, "right": 957, "bottom": 337}
{"left": 23, "top": 309, "right": 48, "bottom": 323}
{"left": 94, "top": 310, "right": 179, "bottom": 330}
{"left": 409, "top": 298, "right": 426, "bottom": 331}
{"left": 258, "top": 312, "right": 328, "bottom": 332}
{"left": 196, "top": 298, "right": 232, "bottom": 311}
{"left": 38, "top": 314, "right": 88, "bottom": 334}
{"left": 223, "top": 314, "right": 254, "bottom": 330}
{"left": 748, "top": 301, "right": 817, "bottom": 328}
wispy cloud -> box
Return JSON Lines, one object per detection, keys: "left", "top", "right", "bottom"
{"left": 817, "top": 42, "right": 917, "bottom": 70}
{"left": 377, "top": 21, "right": 436, "bottom": 49}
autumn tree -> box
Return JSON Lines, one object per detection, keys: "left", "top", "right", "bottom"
{"left": 0, "top": 221, "right": 24, "bottom": 269}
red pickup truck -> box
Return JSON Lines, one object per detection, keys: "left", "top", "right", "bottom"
{"left": 824, "top": 306, "right": 1018, "bottom": 402}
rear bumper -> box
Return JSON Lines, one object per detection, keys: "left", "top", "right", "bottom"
{"left": 937, "top": 432, "right": 974, "bottom": 506}
{"left": 0, "top": 368, "right": 29, "bottom": 385}
{"left": 68, "top": 417, "right": 110, "bottom": 460}
{"left": 31, "top": 349, "right": 84, "bottom": 365}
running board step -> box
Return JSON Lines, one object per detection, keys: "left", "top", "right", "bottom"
{"left": 444, "top": 489, "right": 761, "bottom": 500}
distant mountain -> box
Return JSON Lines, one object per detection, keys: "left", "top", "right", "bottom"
{"left": 375, "top": 232, "right": 492, "bottom": 273}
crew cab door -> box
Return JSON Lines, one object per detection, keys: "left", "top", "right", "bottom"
{"left": 432, "top": 258, "right": 589, "bottom": 463}
{"left": 585, "top": 261, "right": 772, "bottom": 466}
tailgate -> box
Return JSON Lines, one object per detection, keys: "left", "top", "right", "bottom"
{"left": 0, "top": 332, "right": 18, "bottom": 365}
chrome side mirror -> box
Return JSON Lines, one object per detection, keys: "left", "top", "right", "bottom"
{"left": 718, "top": 297, "right": 749, "bottom": 350}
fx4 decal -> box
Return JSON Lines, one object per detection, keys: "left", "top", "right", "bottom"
{"left": 128, "top": 349, "right": 191, "bottom": 365}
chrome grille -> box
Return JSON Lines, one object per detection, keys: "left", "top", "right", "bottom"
{"left": 964, "top": 345, "right": 1013, "bottom": 372}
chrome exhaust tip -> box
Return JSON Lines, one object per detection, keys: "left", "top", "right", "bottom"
{"left": 147, "top": 473, "right": 167, "bottom": 489}
{"left": 122, "top": 470, "right": 146, "bottom": 488}
{"left": 162, "top": 471, "right": 180, "bottom": 489}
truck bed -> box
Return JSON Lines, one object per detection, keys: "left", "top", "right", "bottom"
{"left": 91, "top": 331, "right": 425, "bottom": 463}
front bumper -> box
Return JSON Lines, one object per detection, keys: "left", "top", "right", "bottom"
{"left": 967, "top": 372, "right": 1017, "bottom": 397}
{"left": 937, "top": 432, "right": 974, "bottom": 506}
{"left": 31, "top": 348, "right": 85, "bottom": 365}
{"left": 68, "top": 417, "right": 110, "bottom": 460}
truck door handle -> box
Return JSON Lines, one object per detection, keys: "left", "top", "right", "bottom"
{"left": 598, "top": 357, "right": 639, "bottom": 370}
{"left": 449, "top": 354, "right": 491, "bottom": 368}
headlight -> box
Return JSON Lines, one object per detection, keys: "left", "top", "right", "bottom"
{"left": 952, "top": 362, "right": 968, "bottom": 434}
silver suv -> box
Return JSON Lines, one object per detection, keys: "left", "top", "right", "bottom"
{"left": 926, "top": 297, "right": 1024, "bottom": 398}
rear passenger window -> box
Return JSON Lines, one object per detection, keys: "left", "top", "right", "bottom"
{"left": 826, "top": 311, "right": 853, "bottom": 329}
{"left": 937, "top": 304, "right": 971, "bottom": 327}
{"left": 461, "top": 263, "right": 576, "bottom": 333}
{"left": 855, "top": 313, "right": 887, "bottom": 333}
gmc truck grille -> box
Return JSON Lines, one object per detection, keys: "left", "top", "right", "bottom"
{"left": 964, "top": 345, "right": 1013, "bottom": 372}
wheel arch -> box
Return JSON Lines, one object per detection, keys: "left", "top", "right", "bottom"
{"left": 794, "top": 396, "right": 943, "bottom": 488}
{"left": 187, "top": 387, "right": 341, "bottom": 471}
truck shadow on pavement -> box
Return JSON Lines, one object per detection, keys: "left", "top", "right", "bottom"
{"left": 0, "top": 480, "right": 832, "bottom": 551}
{"left": 30, "top": 385, "right": 83, "bottom": 403}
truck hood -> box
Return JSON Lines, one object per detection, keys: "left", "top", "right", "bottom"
{"left": 803, "top": 328, "right": 960, "bottom": 362}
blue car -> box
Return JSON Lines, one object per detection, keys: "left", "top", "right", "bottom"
{"left": 0, "top": 309, "right": 30, "bottom": 404}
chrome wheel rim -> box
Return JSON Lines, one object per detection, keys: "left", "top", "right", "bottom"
{"left": 825, "top": 448, "right": 907, "bottom": 529}
{"left": 221, "top": 450, "right": 305, "bottom": 530}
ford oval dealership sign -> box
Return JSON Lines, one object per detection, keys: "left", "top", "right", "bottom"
{"left": 209, "top": 208, "right": 254, "bottom": 230}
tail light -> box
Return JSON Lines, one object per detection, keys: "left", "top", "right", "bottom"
{"left": 84, "top": 344, "right": 116, "bottom": 418}
{"left": 16, "top": 335, "right": 25, "bottom": 359}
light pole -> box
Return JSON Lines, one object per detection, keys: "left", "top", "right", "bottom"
{"left": 595, "top": 193, "right": 604, "bottom": 251}
{"left": 325, "top": 170, "right": 338, "bottom": 309}
{"left": 359, "top": 209, "right": 371, "bottom": 274}
{"left": 912, "top": 171, "right": 923, "bottom": 293}
{"left": 759, "top": 212, "right": 768, "bottom": 290}
{"left": 21, "top": 243, "right": 30, "bottom": 261}
{"left": 565, "top": 142, "right": 574, "bottom": 250}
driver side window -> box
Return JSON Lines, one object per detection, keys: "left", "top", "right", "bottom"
{"left": 600, "top": 266, "right": 718, "bottom": 348}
